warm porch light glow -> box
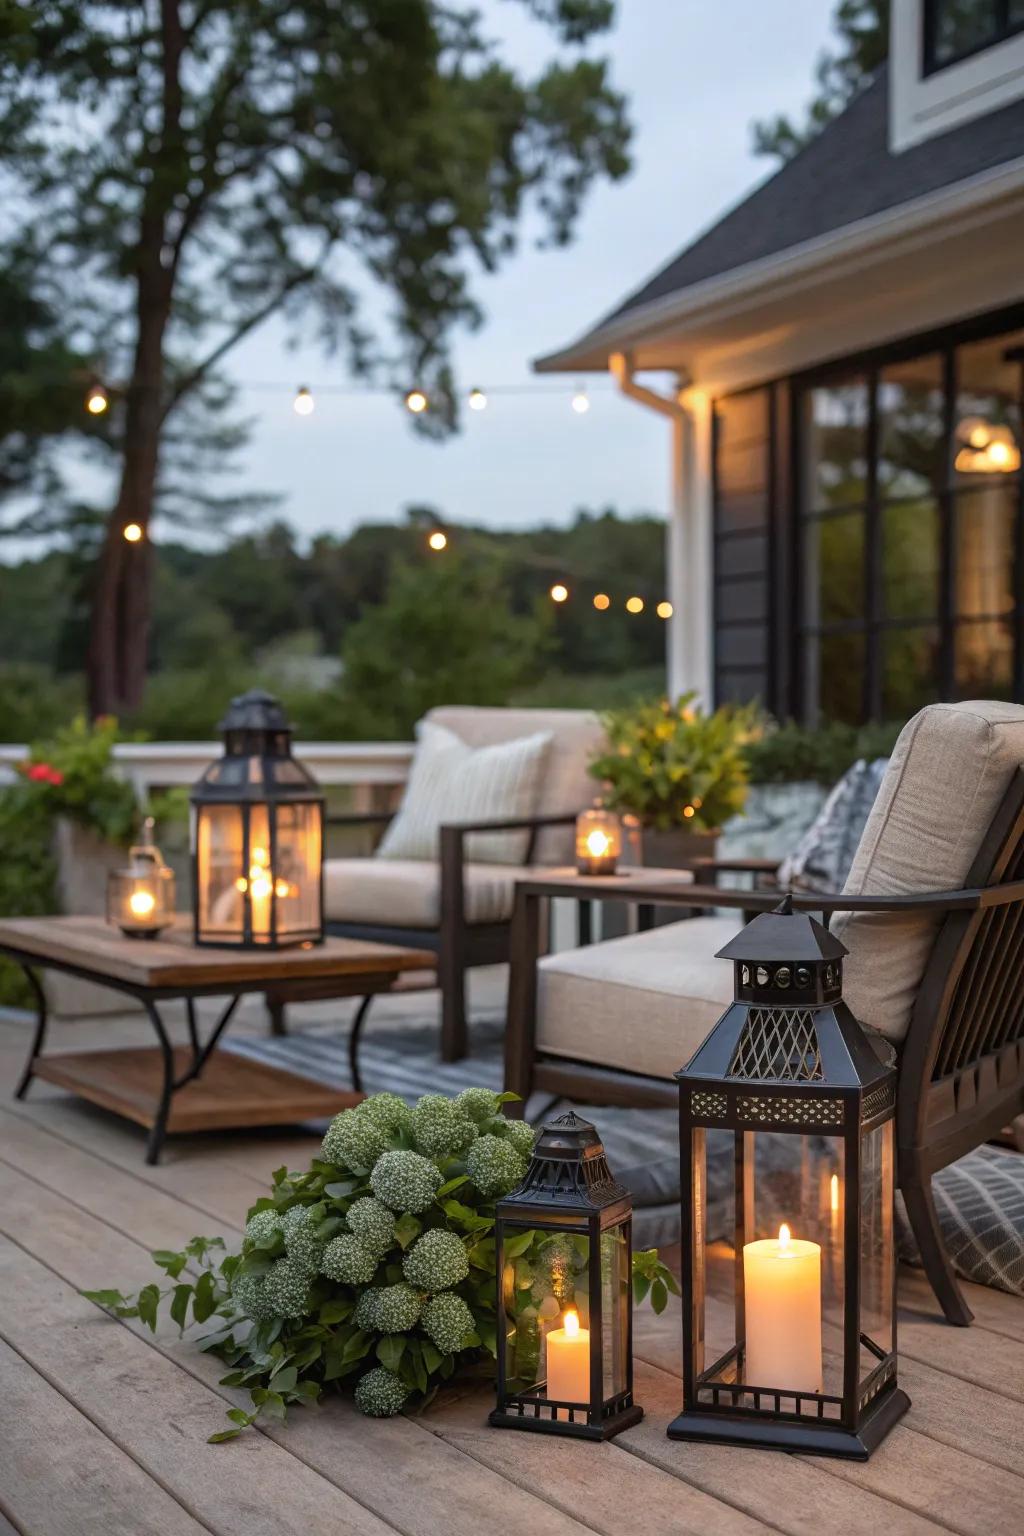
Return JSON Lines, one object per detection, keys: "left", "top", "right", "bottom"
{"left": 427, "top": 530, "right": 447, "bottom": 551}
{"left": 123, "top": 523, "right": 143, "bottom": 543}
{"left": 405, "top": 388, "right": 428, "bottom": 414}
{"left": 954, "top": 417, "right": 1021, "bottom": 473}
{"left": 129, "top": 889, "right": 156, "bottom": 919}
{"left": 550, "top": 583, "right": 569, "bottom": 603}
{"left": 86, "top": 384, "right": 109, "bottom": 415}
{"left": 830, "top": 1174, "right": 840, "bottom": 1214}
{"left": 293, "top": 386, "right": 315, "bottom": 416}
{"left": 625, "top": 596, "right": 644, "bottom": 614}
{"left": 562, "top": 1308, "right": 580, "bottom": 1339}
{"left": 593, "top": 592, "right": 610, "bottom": 610}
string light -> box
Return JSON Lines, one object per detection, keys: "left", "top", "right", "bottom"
{"left": 656, "top": 600, "right": 673, "bottom": 619}
{"left": 593, "top": 593, "right": 611, "bottom": 610}
{"left": 625, "top": 596, "right": 644, "bottom": 614}
{"left": 550, "top": 583, "right": 569, "bottom": 603}
{"left": 293, "top": 386, "right": 315, "bottom": 416}
{"left": 427, "top": 530, "right": 447, "bottom": 552}
{"left": 571, "top": 384, "right": 590, "bottom": 415}
{"left": 123, "top": 523, "right": 144, "bottom": 543}
{"left": 468, "top": 387, "right": 487, "bottom": 412}
{"left": 86, "top": 384, "right": 109, "bottom": 415}
{"left": 405, "top": 388, "right": 428, "bottom": 415}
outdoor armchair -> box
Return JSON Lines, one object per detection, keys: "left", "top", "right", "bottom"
{"left": 504, "top": 700, "right": 1024, "bottom": 1327}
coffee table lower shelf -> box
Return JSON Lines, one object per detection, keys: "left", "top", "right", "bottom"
{"left": 33, "top": 1047, "right": 359, "bottom": 1135}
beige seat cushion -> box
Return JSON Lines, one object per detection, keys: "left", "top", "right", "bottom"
{"left": 836, "top": 700, "right": 1024, "bottom": 1045}
{"left": 537, "top": 916, "right": 742, "bottom": 1081}
{"left": 425, "top": 706, "right": 605, "bottom": 863}
{"left": 325, "top": 857, "right": 523, "bottom": 929}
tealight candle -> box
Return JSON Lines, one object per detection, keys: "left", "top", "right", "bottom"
{"left": 546, "top": 1308, "right": 590, "bottom": 1414}
{"left": 743, "top": 1224, "right": 822, "bottom": 1393}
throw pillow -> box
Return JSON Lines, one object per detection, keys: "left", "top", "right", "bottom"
{"left": 376, "top": 721, "right": 552, "bottom": 866}
{"left": 777, "top": 757, "right": 889, "bottom": 893}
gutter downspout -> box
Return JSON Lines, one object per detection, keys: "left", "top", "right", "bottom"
{"left": 609, "top": 352, "right": 713, "bottom": 704}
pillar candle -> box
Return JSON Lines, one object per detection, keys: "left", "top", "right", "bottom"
{"left": 743, "top": 1224, "right": 822, "bottom": 1393}
{"left": 546, "top": 1309, "right": 590, "bottom": 1411}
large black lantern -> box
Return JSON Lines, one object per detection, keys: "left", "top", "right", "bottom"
{"left": 490, "top": 1111, "right": 642, "bottom": 1440}
{"left": 669, "top": 896, "right": 909, "bottom": 1459}
{"left": 191, "top": 689, "right": 324, "bottom": 948}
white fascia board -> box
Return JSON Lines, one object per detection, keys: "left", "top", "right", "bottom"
{"left": 891, "top": 0, "right": 1024, "bottom": 153}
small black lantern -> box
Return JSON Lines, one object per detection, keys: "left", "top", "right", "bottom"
{"left": 490, "top": 1111, "right": 642, "bottom": 1440}
{"left": 190, "top": 689, "right": 324, "bottom": 949}
{"left": 669, "top": 896, "right": 909, "bottom": 1459}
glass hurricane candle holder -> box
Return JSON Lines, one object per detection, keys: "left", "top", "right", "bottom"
{"left": 490, "top": 1110, "right": 642, "bottom": 1440}
{"left": 107, "top": 818, "right": 175, "bottom": 939}
{"left": 191, "top": 689, "right": 324, "bottom": 949}
{"left": 669, "top": 895, "right": 909, "bottom": 1460}
{"left": 575, "top": 803, "right": 621, "bottom": 876}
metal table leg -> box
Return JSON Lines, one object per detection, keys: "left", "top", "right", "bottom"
{"left": 349, "top": 995, "right": 373, "bottom": 1093}
{"left": 144, "top": 999, "right": 176, "bottom": 1165}
{"left": 14, "top": 964, "right": 48, "bottom": 1100}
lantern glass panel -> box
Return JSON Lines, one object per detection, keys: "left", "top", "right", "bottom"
{"left": 501, "top": 1223, "right": 593, "bottom": 1415}
{"left": 195, "top": 803, "right": 246, "bottom": 943}
{"left": 600, "top": 1218, "right": 630, "bottom": 1400}
{"left": 859, "top": 1119, "right": 895, "bottom": 1384}
{"left": 273, "top": 801, "right": 322, "bottom": 940}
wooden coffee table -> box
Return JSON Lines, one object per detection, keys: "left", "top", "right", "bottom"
{"left": 0, "top": 915, "right": 433, "bottom": 1163}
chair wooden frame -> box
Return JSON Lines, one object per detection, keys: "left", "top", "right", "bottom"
{"left": 504, "top": 769, "right": 1024, "bottom": 1326}
{"left": 323, "top": 809, "right": 578, "bottom": 1063}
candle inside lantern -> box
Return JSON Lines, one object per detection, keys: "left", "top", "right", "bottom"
{"left": 575, "top": 804, "right": 621, "bottom": 875}
{"left": 546, "top": 1308, "right": 590, "bottom": 1413}
{"left": 129, "top": 888, "right": 156, "bottom": 919}
{"left": 743, "top": 1224, "right": 822, "bottom": 1394}
{"left": 585, "top": 828, "right": 611, "bottom": 859}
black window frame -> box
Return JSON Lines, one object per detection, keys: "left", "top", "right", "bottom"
{"left": 923, "top": 0, "right": 1024, "bottom": 77}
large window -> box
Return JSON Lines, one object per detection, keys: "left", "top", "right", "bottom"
{"left": 712, "top": 389, "right": 774, "bottom": 709}
{"left": 799, "top": 322, "right": 1023, "bottom": 724}
{"left": 924, "top": 0, "right": 1024, "bottom": 73}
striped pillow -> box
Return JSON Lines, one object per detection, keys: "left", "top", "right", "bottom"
{"left": 376, "top": 721, "right": 552, "bottom": 865}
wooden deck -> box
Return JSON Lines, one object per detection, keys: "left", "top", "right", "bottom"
{"left": 1, "top": 994, "right": 1023, "bottom": 1536}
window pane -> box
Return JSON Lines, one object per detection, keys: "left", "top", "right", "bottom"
{"left": 816, "top": 632, "right": 865, "bottom": 725}
{"left": 883, "top": 499, "right": 939, "bottom": 619}
{"left": 932, "top": 0, "right": 998, "bottom": 64}
{"left": 955, "top": 618, "right": 1014, "bottom": 696}
{"left": 955, "top": 484, "right": 1016, "bottom": 618}
{"left": 954, "top": 330, "right": 1023, "bottom": 483}
{"left": 881, "top": 627, "right": 940, "bottom": 718}
{"left": 878, "top": 355, "right": 945, "bottom": 499}
{"left": 805, "top": 512, "right": 865, "bottom": 626}
{"left": 806, "top": 381, "right": 869, "bottom": 511}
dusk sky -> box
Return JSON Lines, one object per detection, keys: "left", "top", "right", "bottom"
{"left": 223, "top": 1, "right": 837, "bottom": 543}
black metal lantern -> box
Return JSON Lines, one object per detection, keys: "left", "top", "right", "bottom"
{"left": 490, "top": 1111, "right": 642, "bottom": 1440}
{"left": 669, "top": 895, "right": 909, "bottom": 1459}
{"left": 190, "top": 689, "right": 324, "bottom": 948}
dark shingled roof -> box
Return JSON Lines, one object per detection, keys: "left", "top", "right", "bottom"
{"left": 602, "top": 66, "right": 1024, "bottom": 328}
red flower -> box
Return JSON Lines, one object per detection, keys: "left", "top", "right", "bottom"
{"left": 25, "top": 762, "right": 63, "bottom": 786}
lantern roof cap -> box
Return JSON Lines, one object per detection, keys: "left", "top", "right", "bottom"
{"left": 499, "top": 1110, "right": 631, "bottom": 1212}
{"left": 218, "top": 688, "right": 291, "bottom": 735}
{"left": 715, "top": 894, "right": 847, "bottom": 964}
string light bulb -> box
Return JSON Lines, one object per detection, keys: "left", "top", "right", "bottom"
{"left": 293, "top": 386, "right": 315, "bottom": 416}
{"left": 550, "top": 583, "right": 569, "bottom": 603}
{"left": 625, "top": 595, "right": 644, "bottom": 614}
{"left": 468, "top": 387, "right": 487, "bottom": 412}
{"left": 86, "top": 384, "right": 109, "bottom": 416}
{"left": 427, "top": 530, "right": 447, "bottom": 552}
{"left": 123, "top": 523, "right": 144, "bottom": 543}
{"left": 656, "top": 600, "right": 673, "bottom": 619}
{"left": 405, "top": 388, "right": 428, "bottom": 415}
{"left": 571, "top": 384, "right": 590, "bottom": 415}
{"left": 593, "top": 593, "right": 611, "bottom": 611}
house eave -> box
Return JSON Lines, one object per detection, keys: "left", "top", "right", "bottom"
{"left": 534, "top": 154, "right": 1024, "bottom": 378}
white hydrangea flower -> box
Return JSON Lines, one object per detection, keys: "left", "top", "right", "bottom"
{"left": 360, "top": 1091, "right": 413, "bottom": 1135}
{"left": 230, "top": 1268, "right": 276, "bottom": 1323}
{"left": 370, "top": 1149, "right": 443, "bottom": 1213}
{"left": 356, "top": 1282, "right": 421, "bottom": 1333}
{"left": 455, "top": 1087, "right": 502, "bottom": 1125}
{"left": 421, "top": 1291, "right": 475, "bottom": 1355}
{"left": 320, "top": 1233, "right": 379, "bottom": 1285}
{"left": 260, "top": 1257, "right": 310, "bottom": 1319}
{"left": 354, "top": 1367, "right": 409, "bottom": 1417}
{"left": 503, "top": 1119, "right": 537, "bottom": 1159}
{"left": 282, "top": 1205, "right": 325, "bottom": 1276}
{"left": 321, "top": 1107, "right": 389, "bottom": 1171}
{"left": 412, "top": 1094, "right": 477, "bottom": 1158}
{"left": 244, "top": 1208, "right": 283, "bottom": 1247}
{"left": 466, "top": 1134, "right": 527, "bottom": 1197}
{"left": 346, "top": 1196, "right": 396, "bottom": 1257}
{"left": 402, "top": 1228, "right": 469, "bottom": 1292}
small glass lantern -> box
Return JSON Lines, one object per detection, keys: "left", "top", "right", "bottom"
{"left": 191, "top": 689, "right": 324, "bottom": 948}
{"left": 669, "top": 895, "right": 909, "bottom": 1459}
{"left": 107, "top": 818, "right": 175, "bottom": 939}
{"left": 575, "top": 802, "right": 622, "bottom": 876}
{"left": 490, "top": 1110, "right": 642, "bottom": 1440}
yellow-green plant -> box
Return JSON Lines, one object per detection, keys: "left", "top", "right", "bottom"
{"left": 589, "top": 693, "right": 761, "bottom": 833}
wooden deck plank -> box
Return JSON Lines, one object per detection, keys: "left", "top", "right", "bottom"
{"left": 0, "top": 1337, "right": 209, "bottom": 1536}
{"left": 0, "top": 1239, "right": 398, "bottom": 1536}
{"left": 896, "top": 1265, "right": 1024, "bottom": 1341}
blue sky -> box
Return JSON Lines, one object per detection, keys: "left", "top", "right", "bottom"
{"left": 220, "top": 2, "right": 838, "bottom": 541}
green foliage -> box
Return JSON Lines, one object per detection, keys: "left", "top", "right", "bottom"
{"left": 0, "top": 665, "right": 84, "bottom": 744}
{"left": 752, "top": 1, "right": 889, "bottom": 162}
{"left": 589, "top": 693, "right": 761, "bottom": 833}
{"left": 744, "top": 718, "right": 902, "bottom": 785}
{"left": 83, "top": 1088, "right": 673, "bottom": 1438}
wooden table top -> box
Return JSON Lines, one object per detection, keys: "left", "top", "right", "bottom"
{"left": 521, "top": 864, "right": 696, "bottom": 892}
{"left": 0, "top": 915, "right": 433, "bottom": 990}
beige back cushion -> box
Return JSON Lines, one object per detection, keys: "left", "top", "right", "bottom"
{"left": 424, "top": 706, "right": 605, "bottom": 863}
{"left": 835, "top": 700, "right": 1024, "bottom": 1045}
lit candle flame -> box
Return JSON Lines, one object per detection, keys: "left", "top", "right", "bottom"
{"left": 830, "top": 1174, "right": 839, "bottom": 1213}
{"left": 562, "top": 1308, "right": 580, "bottom": 1339}
{"left": 129, "top": 890, "right": 156, "bottom": 918}
{"left": 778, "top": 1223, "right": 791, "bottom": 1251}
{"left": 585, "top": 829, "right": 610, "bottom": 858}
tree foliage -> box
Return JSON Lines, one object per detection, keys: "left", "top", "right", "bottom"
{"left": 752, "top": 1, "right": 889, "bottom": 163}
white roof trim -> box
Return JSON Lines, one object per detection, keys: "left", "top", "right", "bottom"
{"left": 535, "top": 154, "right": 1024, "bottom": 373}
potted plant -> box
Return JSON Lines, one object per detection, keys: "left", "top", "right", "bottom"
{"left": 587, "top": 692, "right": 760, "bottom": 868}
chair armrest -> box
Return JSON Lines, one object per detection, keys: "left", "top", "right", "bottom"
{"left": 438, "top": 813, "right": 580, "bottom": 924}
{"left": 517, "top": 877, "right": 1024, "bottom": 916}
{"left": 439, "top": 811, "right": 579, "bottom": 836}
{"left": 683, "top": 856, "right": 782, "bottom": 876}
{"left": 325, "top": 812, "right": 396, "bottom": 828}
